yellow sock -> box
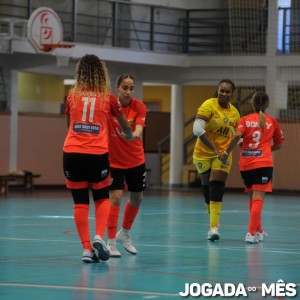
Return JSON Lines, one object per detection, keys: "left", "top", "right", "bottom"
{"left": 210, "top": 201, "right": 222, "bottom": 228}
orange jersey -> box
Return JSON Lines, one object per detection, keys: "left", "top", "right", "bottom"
{"left": 237, "top": 113, "right": 284, "bottom": 170}
{"left": 108, "top": 97, "right": 146, "bottom": 168}
{"left": 63, "top": 93, "right": 123, "bottom": 154}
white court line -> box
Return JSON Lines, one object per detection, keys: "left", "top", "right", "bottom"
{"left": 0, "top": 283, "right": 177, "bottom": 297}
{"left": 138, "top": 243, "right": 300, "bottom": 255}
{"left": 0, "top": 211, "right": 244, "bottom": 219}
{"left": 143, "top": 210, "right": 242, "bottom": 215}
{"left": 0, "top": 236, "right": 299, "bottom": 255}
{"left": 0, "top": 237, "right": 77, "bottom": 243}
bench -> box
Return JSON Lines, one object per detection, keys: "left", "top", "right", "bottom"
{"left": 0, "top": 173, "right": 41, "bottom": 196}
{"left": 0, "top": 175, "right": 11, "bottom": 196}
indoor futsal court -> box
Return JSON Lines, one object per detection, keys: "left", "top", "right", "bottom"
{"left": 0, "top": 187, "right": 299, "bottom": 300}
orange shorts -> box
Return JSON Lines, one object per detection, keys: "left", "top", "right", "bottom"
{"left": 66, "top": 175, "right": 111, "bottom": 190}
{"left": 244, "top": 180, "right": 272, "bottom": 193}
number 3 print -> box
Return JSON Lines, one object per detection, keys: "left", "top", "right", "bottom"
{"left": 249, "top": 130, "right": 261, "bottom": 149}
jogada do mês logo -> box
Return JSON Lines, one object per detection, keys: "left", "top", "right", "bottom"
{"left": 179, "top": 280, "right": 297, "bottom": 298}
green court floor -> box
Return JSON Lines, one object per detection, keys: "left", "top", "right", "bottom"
{"left": 0, "top": 188, "right": 299, "bottom": 299}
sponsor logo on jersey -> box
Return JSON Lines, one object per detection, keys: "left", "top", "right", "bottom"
{"left": 73, "top": 123, "right": 100, "bottom": 134}
{"left": 242, "top": 149, "right": 262, "bottom": 156}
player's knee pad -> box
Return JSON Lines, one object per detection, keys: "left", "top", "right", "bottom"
{"left": 92, "top": 186, "right": 109, "bottom": 201}
{"left": 209, "top": 181, "right": 225, "bottom": 202}
{"left": 71, "top": 188, "right": 89, "bottom": 204}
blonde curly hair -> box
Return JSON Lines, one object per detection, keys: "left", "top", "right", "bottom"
{"left": 69, "top": 54, "right": 111, "bottom": 107}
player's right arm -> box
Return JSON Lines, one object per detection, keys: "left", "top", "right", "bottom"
{"left": 193, "top": 115, "right": 219, "bottom": 156}
{"left": 65, "top": 94, "right": 71, "bottom": 128}
{"left": 271, "top": 116, "right": 284, "bottom": 151}
{"left": 219, "top": 130, "right": 243, "bottom": 164}
{"left": 219, "top": 116, "right": 245, "bottom": 164}
{"left": 66, "top": 115, "right": 70, "bottom": 128}
{"left": 109, "top": 93, "right": 135, "bottom": 140}
{"left": 116, "top": 114, "right": 135, "bottom": 140}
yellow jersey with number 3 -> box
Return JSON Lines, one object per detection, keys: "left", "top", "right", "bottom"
{"left": 193, "top": 98, "right": 240, "bottom": 160}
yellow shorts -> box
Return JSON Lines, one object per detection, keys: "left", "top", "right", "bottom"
{"left": 193, "top": 156, "right": 232, "bottom": 174}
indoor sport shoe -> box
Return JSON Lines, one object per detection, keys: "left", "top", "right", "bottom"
{"left": 116, "top": 230, "right": 137, "bottom": 255}
{"left": 92, "top": 235, "right": 110, "bottom": 261}
{"left": 256, "top": 231, "right": 268, "bottom": 242}
{"left": 82, "top": 249, "right": 99, "bottom": 263}
{"left": 245, "top": 232, "right": 259, "bottom": 244}
{"left": 207, "top": 227, "right": 220, "bottom": 241}
{"left": 107, "top": 239, "right": 121, "bottom": 257}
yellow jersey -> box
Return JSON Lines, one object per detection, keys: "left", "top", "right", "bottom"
{"left": 193, "top": 98, "right": 240, "bottom": 160}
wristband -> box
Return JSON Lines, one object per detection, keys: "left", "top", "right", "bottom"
{"left": 224, "top": 151, "right": 229, "bottom": 156}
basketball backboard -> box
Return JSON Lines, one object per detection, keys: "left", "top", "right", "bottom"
{"left": 27, "top": 7, "right": 63, "bottom": 53}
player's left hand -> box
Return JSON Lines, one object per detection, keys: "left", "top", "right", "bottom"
{"left": 218, "top": 152, "right": 228, "bottom": 164}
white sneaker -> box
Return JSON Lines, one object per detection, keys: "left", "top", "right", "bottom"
{"left": 256, "top": 231, "right": 267, "bottom": 242}
{"left": 107, "top": 239, "right": 121, "bottom": 257}
{"left": 116, "top": 230, "right": 137, "bottom": 255}
{"left": 245, "top": 232, "right": 259, "bottom": 244}
{"left": 92, "top": 235, "right": 110, "bottom": 261}
{"left": 82, "top": 249, "right": 99, "bottom": 263}
{"left": 207, "top": 227, "right": 220, "bottom": 241}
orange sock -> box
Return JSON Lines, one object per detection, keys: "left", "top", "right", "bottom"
{"left": 74, "top": 204, "right": 92, "bottom": 251}
{"left": 249, "top": 199, "right": 263, "bottom": 232}
{"left": 107, "top": 205, "right": 120, "bottom": 239}
{"left": 256, "top": 223, "right": 263, "bottom": 233}
{"left": 256, "top": 201, "right": 264, "bottom": 233}
{"left": 248, "top": 199, "right": 263, "bottom": 235}
{"left": 122, "top": 201, "right": 140, "bottom": 230}
{"left": 248, "top": 199, "right": 252, "bottom": 212}
{"left": 94, "top": 199, "right": 110, "bottom": 239}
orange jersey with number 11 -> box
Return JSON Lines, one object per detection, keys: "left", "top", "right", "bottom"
{"left": 63, "top": 93, "right": 123, "bottom": 155}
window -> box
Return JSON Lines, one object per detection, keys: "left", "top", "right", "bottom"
{"left": 278, "top": 0, "right": 291, "bottom": 53}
